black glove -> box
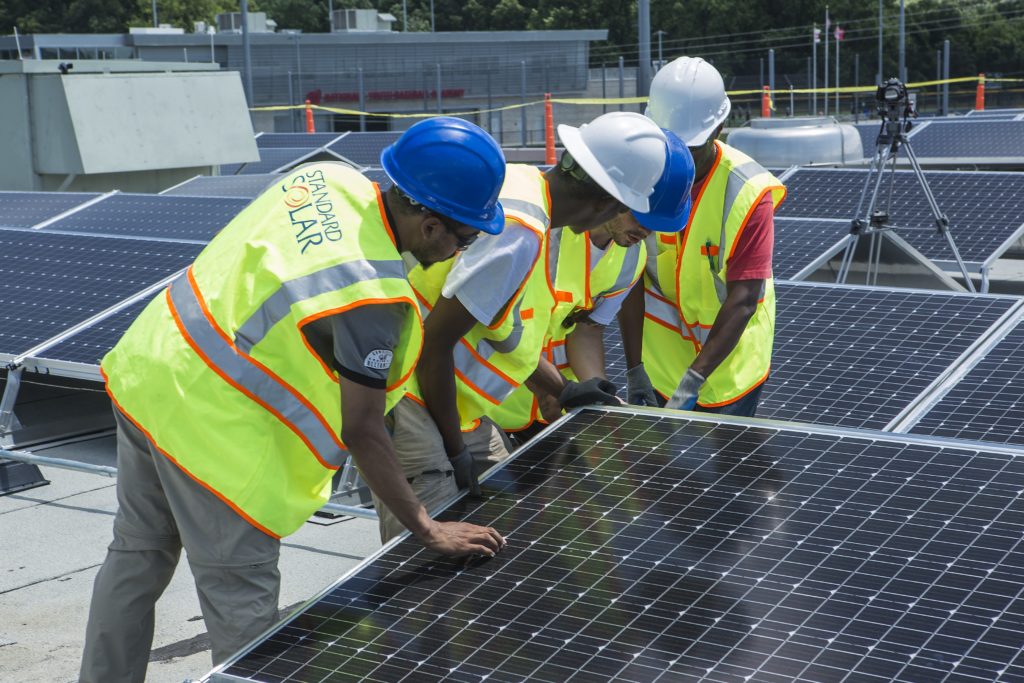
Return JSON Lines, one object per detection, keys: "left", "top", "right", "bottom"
{"left": 558, "top": 377, "right": 620, "bottom": 409}
{"left": 449, "top": 446, "right": 482, "bottom": 497}
{"left": 626, "top": 363, "right": 659, "bottom": 407}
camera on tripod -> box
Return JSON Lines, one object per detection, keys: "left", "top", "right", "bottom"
{"left": 875, "top": 77, "right": 917, "bottom": 123}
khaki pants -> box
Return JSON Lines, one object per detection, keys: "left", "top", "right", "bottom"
{"left": 80, "top": 410, "right": 281, "bottom": 683}
{"left": 373, "top": 397, "right": 511, "bottom": 543}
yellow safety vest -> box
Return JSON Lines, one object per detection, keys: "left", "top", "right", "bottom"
{"left": 643, "top": 142, "right": 786, "bottom": 407}
{"left": 102, "top": 164, "right": 422, "bottom": 538}
{"left": 488, "top": 228, "right": 645, "bottom": 431}
{"left": 404, "top": 164, "right": 554, "bottom": 430}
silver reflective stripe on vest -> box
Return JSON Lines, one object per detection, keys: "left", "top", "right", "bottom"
{"left": 235, "top": 259, "right": 406, "bottom": 352}
{"left": 481, "top": 300, "right": 525, "bottom": 355}
{"left": 597, "top": 244, "right": 641, "bottom": 298}
{"left": 168, "top": 276, "right": 346, "bottom": 468}
{"left": 547, "top": 227, "right": 564, "bottom": 286}
{"left": 721, "top": 161, "right": 767, "bottom": 251}
{"left": 644, "top": 288, "right": 681, "bottom": 330}
{"left": 501, "top": 198, "right": 550, "bottom": 230}
{"left": 453, "top": 340, "right": 517, "bottom": 402}
{"left": 551, "top": 343, "right": 568, "bottom": 367}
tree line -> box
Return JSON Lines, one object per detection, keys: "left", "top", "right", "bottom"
{"left": 3, "top": 0, "right": 1022, "bottom": 85}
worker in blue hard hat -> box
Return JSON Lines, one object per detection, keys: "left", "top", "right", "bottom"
{"left": 80, "top": 117, "right": 508, "bottom": 681}
{"left": 373, "top": 112, "right": 684, "bottom": 542}
{"left": 487, "top": 130, "right": 696, "bottom": 436}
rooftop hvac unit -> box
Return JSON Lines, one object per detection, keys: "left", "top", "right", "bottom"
{"left": 332, "top": 9, "right": 396, "bottom": 32}
{"left": 215, "top": 12, "right": 271, "bottom": 33}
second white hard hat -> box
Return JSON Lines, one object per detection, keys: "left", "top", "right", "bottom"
{"left": 556, "top": 112, "right": 667, "bottom": 214}
{"left": 646, "top": 56, "right": 731, "bottom": 147}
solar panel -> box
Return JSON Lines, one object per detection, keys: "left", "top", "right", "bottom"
{"left": 163, "top": 175, "right": 281, "bottom": 199}
{"left": 0, "top": 191, "right": 101, "bottom": 228}
{"left": 328, "top": 132, "right": 402, "bottom": 167}
{"left": 207, "top": 408, "right": 1024, "bottom": 683}
{"left": 239, "top": 148, "right": 326, "bottom": 175}
{"left": 908, "top": 120, "right": 1024, "bottom": 159}
{"left": 854, "top": 122, "right": 880, "bottom": 158}
{"left": 41, "top": 194, "right": 250, "bottom": 242}
{"left": 601, "top": 283, "right": 1016, "bottom": 430}
{"left": 909, "top": 320, "right": 1024, "bottom": 447}
{"left": 0, "top": 229, "right": 200, "bottom": 357}
{"left": 772, "top": 218, "right": 851, "bottom": 280}
{"left": 966, "top": 108, "right": 1024, "bottom": 119}
{"left": 360, "top": 167, "right": 394, "bottom": 190}
{"left": 776, "top": 168, "right": 1024, "bottom": 263}
{"left": 256, "top": 133, "right": 345, "bottom": 149}
{"left": 32, "top": 297, "right": 153, "bottom": 367}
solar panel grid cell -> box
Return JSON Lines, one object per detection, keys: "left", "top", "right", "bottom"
{"left": 910, "top": 322, "right": 1024, "bottom": 446}
{"left": 772, "top": 218, "right": 850, "bottom": 280}
{"left": 164, "top": 175, "right": 281, "bottom": 199}
{"left": 214, "top": 409, "right": 1024, "bottom": 683}
{"left": 0, "top": 230, "right": 200, "bottom": 356}
{"left": 909, "top": 120, "right": 1024, "bottom": 159}
{"left": 776, "top": 168, "right": 1024, "bottom": 263}
{"left": 0, "top": 192, "right": 101, "bottom": 228}
{"left": 328, "top": 133, "right": 403, "bottom": 167}
{"left": 42, "top": 194, "right": 250, "bottom": 242}
{"left": 35, "top": 297, "right": 153, "bottom": 366}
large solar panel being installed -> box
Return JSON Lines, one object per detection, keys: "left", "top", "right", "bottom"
{"left": 600, "top": 284, "right": 1016, "bottom": 431}
{"left": 207, "top": 408, "right": 1024, "bottom": 683}
{"left": 0, "top": 192, "right": 101, "bottom": 228}
{"left": 0, "top": 229, "right": 201, "bottom": 358}
{"left": 41, "top": 194, "right": 250, "bottom": 242}
{"left": 776, "top": 168, "right": 1024, "bottom": 263}
{"left": 909, "top": 320, "right": 1024, "bottom": 446}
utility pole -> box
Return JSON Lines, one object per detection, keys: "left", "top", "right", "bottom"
{"left": 877, "top": 0, "right": 883, "bottom": 84}
{"left": 899, "top": 0, "right": 906, "bottom": 83}
{"left": 241, "top": 0, "right": 253, "bottom": 107}
{"left": 768, "top": 48, "right": 775, "bottom": 97}
{"left": 824, "top": 5, "right": 830, "bottom": 116}
{"left": 430, "top": 0, "right": 435, "bottom": 32}
{"left": 942, "top": 39, "right": 950, "bottom": 116}
{"left": 152, "top": 0, "right": 158, "bottom": 27}
{"left": 402, "top": 0, "right": 407, "bottom": 31}
{"left": 638, "top": 0, "right": 652, "bottom": 98}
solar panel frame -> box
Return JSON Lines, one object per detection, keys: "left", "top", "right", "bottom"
{"left": 202, "top": 406, "right": 1024, "bottom": 683}
{"left": 890, "top": 306, "right": 1024, "bottom": 447}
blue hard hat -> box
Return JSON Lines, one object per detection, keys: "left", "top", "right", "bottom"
{"left": 631, "top": 130, "right": 695, "bottom": 233}
{"left": 380, "top": 117, "right": 506, "bottom": 234}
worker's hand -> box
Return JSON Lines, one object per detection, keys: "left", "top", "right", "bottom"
{"left": 537, "top": 391, "right": 563, "bottom": 423}
{"left": 625, "top": 363, "right": 659, "bottom": 406}
{"left": 449, "top": 446, "right": 482, "bottom": 497}
{"left": 418, "top": 519, "right": 506, "bottom": 558}
{"left": 665, "top": 367, "right": 706, "bottom": 411}
{"left": 558, "top": 377, "right": 620, "bottom": 409}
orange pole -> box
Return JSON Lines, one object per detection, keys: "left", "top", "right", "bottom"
{"left": 544, "top": 93, "right": 556, "bottom": 165}
{"left": 975, "top": 73, "right": 986, "bottom": 111}
{"left": 305, "top": 99, "right": 315, "bottom": 133}
{"left": 761, "top": 86, "right": 771, "bottom": 118}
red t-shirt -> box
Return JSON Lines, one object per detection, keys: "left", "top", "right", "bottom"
{"left": 690, "top": 177, "right": 775, "bottom": 281}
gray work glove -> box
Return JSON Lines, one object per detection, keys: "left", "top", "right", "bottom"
{"left": 449, "top": 446, "right": 482, "bottom": 497}
{"left": 558, "top": 377, "right": 620, "bottom": 409}
{"left": 625, "top": 363, "right": 659, "bottom": 407}
{"left": 665, "top": 367, "right": 706, "bottom": 411}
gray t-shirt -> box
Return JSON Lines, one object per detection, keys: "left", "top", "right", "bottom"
{"left": 302, "top": 303, "right": 408, "bottom": 389}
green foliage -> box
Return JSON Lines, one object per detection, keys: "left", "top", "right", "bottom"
{"left": 2, "top": 0, "right": 1022, "bottom": 80}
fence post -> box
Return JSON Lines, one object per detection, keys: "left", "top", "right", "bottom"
{"left": 544, "top": 93, "right": 556, "bottom": 165}
{"left": 357, "top": 66, "right": 366, "bottom": 132}
{"left": 618, "top": 56, "right": 625, "bottom": 112}
{"left": 520, "top": 60, "right": 527, "bottom": 147}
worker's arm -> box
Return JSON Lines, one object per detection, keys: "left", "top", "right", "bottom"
{"left": 690, "top": 279, "right": 762, "bottom": 379}
{"left": 564, "top": 320, "right": 607, "bottom": 381}
{"left": 417, "top": 296, "right": 479, "bottom": 458}
{"left": 340, "top": 377, "right": 504, "bottom": 556}
{"left": 666, "top": 278, "right": 762, "bottom": 410}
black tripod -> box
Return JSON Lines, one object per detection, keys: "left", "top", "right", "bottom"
{"left": 835, "top": 92, "right": 975, "bottom": 292}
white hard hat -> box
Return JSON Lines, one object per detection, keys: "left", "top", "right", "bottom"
{"left": 556, "top": 112, "right": 667, "bottom": 213}
{"left": 646, "top": 56, "right": 731, "bottom": 147}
